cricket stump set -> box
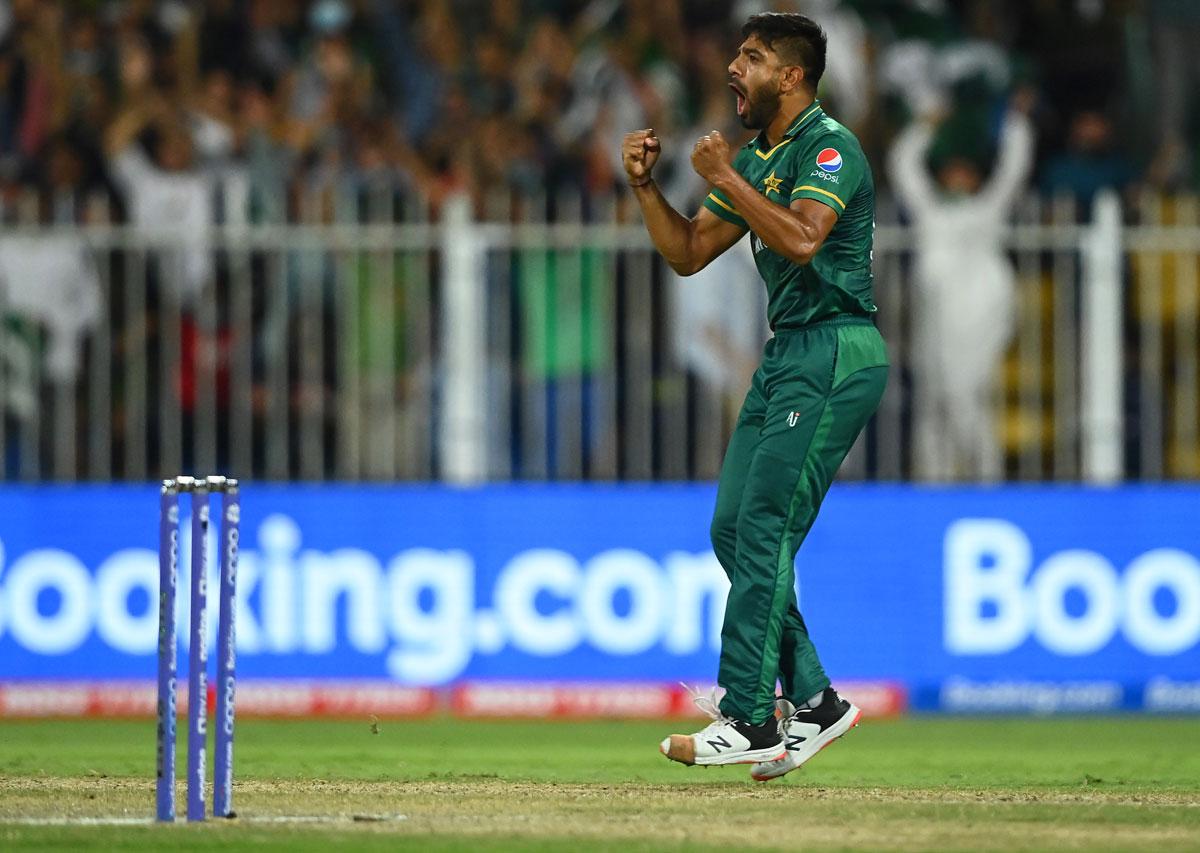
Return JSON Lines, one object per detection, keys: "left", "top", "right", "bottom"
{"left": 156, "top": 475, "right": 240, "bottom": 822}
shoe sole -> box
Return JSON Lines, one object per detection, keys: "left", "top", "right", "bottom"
{"left": 749, "top": 705, "right": 862, "bottom": 781}
{"left": 660, "top": 734, "right": 786, "bottom": 767}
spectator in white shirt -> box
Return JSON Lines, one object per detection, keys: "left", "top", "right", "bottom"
{"left": 104, "top": 93, "right": 213, "bottom": 301}
{"left": 888, "top": 95, "right": 1035, "bottom": 481}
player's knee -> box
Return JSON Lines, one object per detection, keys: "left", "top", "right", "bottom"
{"left": 709, "top": 513, "right": 737, "bottom": 570}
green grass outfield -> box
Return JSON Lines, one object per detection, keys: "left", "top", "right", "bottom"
{"left": 1, "top": 716, "right": 1198, "bottom": 851}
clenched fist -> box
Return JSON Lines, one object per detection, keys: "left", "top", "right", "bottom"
{"left": 691, "top": 131, "right": 733, "bottom": 185}
{"left": 622, "top": 129, "right": 661, "bottom": 186}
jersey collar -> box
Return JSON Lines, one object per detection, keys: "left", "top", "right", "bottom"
{"left": 752, "top": 100, "right": 824, "bottom": 160}
{"left": 782, "top": 100, "right": 824, "bottom": 138}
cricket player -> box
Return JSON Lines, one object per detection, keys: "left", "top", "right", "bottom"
{"left": 622, "top": 12, "right": 887, "bottom": 779}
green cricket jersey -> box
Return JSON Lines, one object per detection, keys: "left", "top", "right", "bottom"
{"left": 702, "top": 100, "right": 876, "bottom": 330}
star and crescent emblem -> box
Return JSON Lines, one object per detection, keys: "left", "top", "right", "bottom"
{"left": 762, "top": 170, "right": 784, "bottom": 196}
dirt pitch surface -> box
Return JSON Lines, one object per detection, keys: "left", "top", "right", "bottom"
{"left": 1, "top": 718, "right": 1198, "bottom": 851}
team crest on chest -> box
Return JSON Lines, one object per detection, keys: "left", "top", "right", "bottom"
{"left": 761, "top": 170, "right": 784, "bottom": 196}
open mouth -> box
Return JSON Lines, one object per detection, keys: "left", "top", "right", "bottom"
{"left": 730, "top": 83, "right": 746, "bottom": 116}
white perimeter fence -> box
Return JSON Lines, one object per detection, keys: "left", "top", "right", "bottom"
{"left": 1, "top": 187, "right": 1197, "bottom": 483}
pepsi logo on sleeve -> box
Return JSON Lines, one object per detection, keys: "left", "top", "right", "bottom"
{"left": 815, "top": 148, "right": 842, "bottom": 173}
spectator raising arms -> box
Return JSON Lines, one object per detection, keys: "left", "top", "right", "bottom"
{"left": 888, "top": 94, "right": 1035, "bottom": 482}
{"left": 105, "top": 92, "right": 213, "bottom": 302}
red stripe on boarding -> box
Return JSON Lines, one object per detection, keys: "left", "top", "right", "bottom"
{"left": 0, "top": 680, "right": 905, "bottom": 719}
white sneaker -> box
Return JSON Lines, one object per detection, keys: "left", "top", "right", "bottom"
{"left": 749, "top": 689, "right": 862, "bottom": 781}
{"left": 659, "top": 688, "right": 786, "bottom": 767}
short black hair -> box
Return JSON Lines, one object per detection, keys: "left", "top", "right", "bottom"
{"left": 742, "top": 12, "right": 827, "bottom": 90}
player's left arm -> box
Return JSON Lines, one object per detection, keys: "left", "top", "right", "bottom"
{"left": 692, "top": 131, "right": 838, "bottom": 266}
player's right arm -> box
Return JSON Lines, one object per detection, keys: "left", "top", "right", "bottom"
{"left": 623, "top": 129, "right": 746, "bottom": 276}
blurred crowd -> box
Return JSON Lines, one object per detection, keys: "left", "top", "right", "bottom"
{"left": 0, "top": 0, "right": 1197, "bottom": 225}
{"left": 1, "top": 0, "right": 1198, "bottom": 483}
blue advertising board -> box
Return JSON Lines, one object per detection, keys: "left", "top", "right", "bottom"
{"left": 0, "top": 484, "right": 1197, "bottom": 712}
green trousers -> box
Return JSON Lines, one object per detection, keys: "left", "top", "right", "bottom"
{"left": 711, "top": 317, "right": 888, "bottom": 724}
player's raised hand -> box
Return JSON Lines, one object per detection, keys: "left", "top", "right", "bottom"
{"left": 622, "top": 129, "right": 661, "bottom": 186}
{"left": 691, "top": 131, "right": 732, "bottom": 184}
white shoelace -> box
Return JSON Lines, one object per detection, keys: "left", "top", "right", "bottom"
{"left": 682, "top": 683, "right": 732, "bottom": 736}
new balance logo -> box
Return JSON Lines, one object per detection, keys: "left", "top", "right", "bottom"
{"left": 786, "top": 734, "right": 808, "bottom": 750}
{"left": 705, "top": 736, "right": 732, "bottom": 752}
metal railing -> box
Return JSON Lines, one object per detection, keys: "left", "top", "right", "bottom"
{"left": 1, "top": 185, "right": 1197, "bottom": 483}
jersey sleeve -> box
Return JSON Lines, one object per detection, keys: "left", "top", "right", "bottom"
{"left": 788, "top": 134, "right": 865, "bottom": 216}
{"left": 700, "top": 148, "right": 749, "bottom": 228}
